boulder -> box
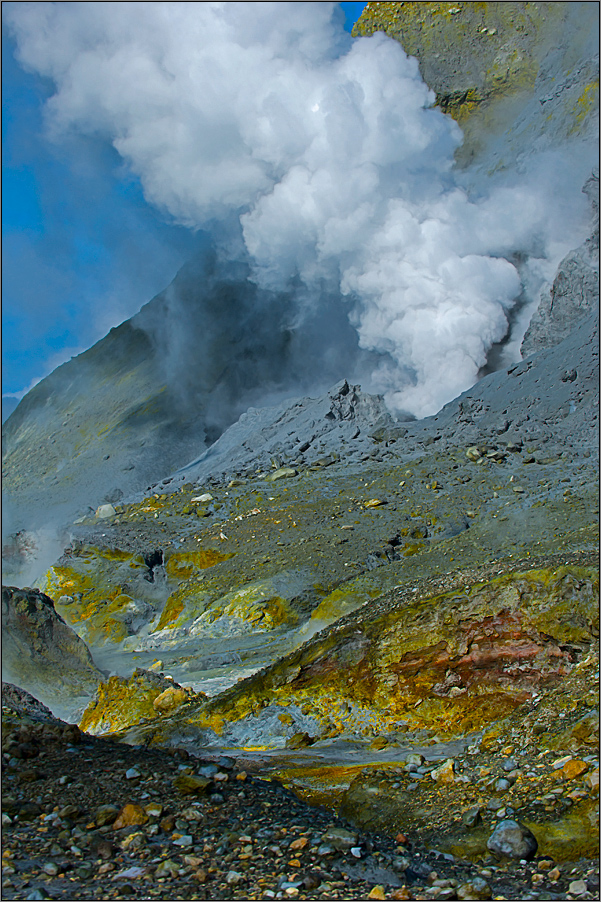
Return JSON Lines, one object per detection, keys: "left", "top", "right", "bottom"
{"left": 79, "top": 668, "right": 196, "bottom": 735}
{"left": 487, "top": 819, "right": 538, "bottom": 860}
{"left": 1, "top": 586, "right": 104, "bottom": 718}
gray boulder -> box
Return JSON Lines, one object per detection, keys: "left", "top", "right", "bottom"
{"left": 1, "top": 586, "right": 105, "bottom": 720}
{"left": 486, "top": 819, "right": 538, "bottom": 860}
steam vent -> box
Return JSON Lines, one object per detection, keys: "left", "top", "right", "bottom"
{"left": 2, "top": 3, "right": 599, "bottom": 901}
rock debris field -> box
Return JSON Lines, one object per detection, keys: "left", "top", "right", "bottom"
{"left": 2, "top": 682, "right": 599, "bottom": 902}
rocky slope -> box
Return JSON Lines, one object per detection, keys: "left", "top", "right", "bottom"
{"left": 26, "top": 309, "right": 598, "bottom": 703}
{"left": 1, "top": 254, "right": 378, "bottom": 537}
{"left": 6, "top": 686, "right": 598, "bottom": 902}
{"left": 353, "top": 1, "right": 599, "bottom": 171}
{"left": 1, "top": 6, "right": 599, "bottom": 900}
{"left": 2, "top": 2, "right": 598, "bottom": 542}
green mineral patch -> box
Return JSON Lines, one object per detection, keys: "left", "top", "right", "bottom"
{"left": 164, "top": 548, "right": 234, "bottom": 580}
{"left": 193, "top": 582, "right": 299, "bottom": 635}
{"left": 153, "top": 584, "right": 210, "bottom": 632}
{"left": 524, "top": 799, "right": 600, "bottom": 861}
{"left": 43, "top": 548, "right": 156, "bottom": 646}
{"left": 296, "top": 583, "right": 380, "bottom": 641}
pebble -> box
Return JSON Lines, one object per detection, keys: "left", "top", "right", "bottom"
{"left": 172, "top": 773, "right": 211, "bottom": 796}
{"left": 457, "top": 877, "right": 492, "bottom": 900}
{"left": 154, "top": 858, "right": 180, "bottom": 878}
{"left": 320, "top": 826, "right": 358, "bottom": 850}
{"left": 112, "top": 803, "right": 149, "bottom": 829}
{"left": 430, "top": 759, "right": 455, "bottom": 783}
{"left": 552, "top": 754, "right": 573, "bottom": 769}
{"left": 562, "top": 759, "right": 588, "bottom": 780}
{"left": 226, "top": 870, "right": 244, "bottom": 885}
{"left": 172, "top": 833, "right": 193, "bottom": 847}
{"left": 461, "top": 807, "right": 482, "bottom": 827}
{"left": 41, "top": 861, "right": 59, "bottom": 876}
{"left": 95, "top": 804, "right": 120, "bottom": 826}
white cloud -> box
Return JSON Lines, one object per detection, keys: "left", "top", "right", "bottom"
{"left": 6, "top": 1, "right": 595, "bottom": 416}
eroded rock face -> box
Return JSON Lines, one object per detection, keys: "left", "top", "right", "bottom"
{"left": 1, "top": 586, "right": 104, "bottom": 719}
{"left": 130, "top": 562, "right": 597, "bottom": 746}
{"left": 522, "top": 170, "right": 599, "bottom": 357}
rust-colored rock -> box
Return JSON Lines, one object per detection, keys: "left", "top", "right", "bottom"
{"left": 113, "top": 803, "right": 149, "bottom": 830}
{"left": 562, "top": 759, "right": 589, "bottom": 780}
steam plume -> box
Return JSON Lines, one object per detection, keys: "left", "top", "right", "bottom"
{"left": 6, "top": 1, "right": 594, "bottom": 416}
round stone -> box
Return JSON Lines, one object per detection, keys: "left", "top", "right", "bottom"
{"left": 487, "top": 819, "right": 538, "bottom": 860}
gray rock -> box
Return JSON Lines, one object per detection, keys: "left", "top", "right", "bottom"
{"left": 494, "top": 778, "right": 511, "bottom": 792}
{"left": 487, "top": 819, "right": 538, "bottom": 860}
{"left": 1, "top": 586, "right": 104, "bottom": 719}
{"left": 461, "top": 806, "right": 482, "bottom": 828}
{"left": 42, "top": 862, "right": 59, "bottom": 877}
{"left": 320, "top": 826, "right": 358, "bottom": 850}
{"left": 265, "top": 466, "right": 298, "bottom": 482}
{"left": 95, "top": 503, "right": 116, "bottom": 519}
{"left": 521, "top": 170, "right": 599, "bottom": 358}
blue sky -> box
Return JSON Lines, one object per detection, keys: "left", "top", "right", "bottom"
{"left": 2, "top": 3, "right": 366, "bottom": 419}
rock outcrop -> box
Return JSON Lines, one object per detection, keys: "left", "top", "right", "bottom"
{"left": 132, "top": 561, "right": 598, "bottom": 746}
{"left": 1, "top": 586, "right": 105, "bottom": 719}
{"left": 79, "top": 668, "right": 198, "bottom": 736}
{"left": 521, "top": 170, "right": 599, "bottom": 357}
{"left": 354, "top": 2, "right": 599, "bottom": 170}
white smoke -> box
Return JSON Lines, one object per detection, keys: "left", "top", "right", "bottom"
{"left": 6, "top": 1, "right": 594, "bottom": 416}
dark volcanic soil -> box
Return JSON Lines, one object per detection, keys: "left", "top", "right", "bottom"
{"left": 2, "top": 689, "right": 599, "bottom": 902}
